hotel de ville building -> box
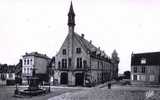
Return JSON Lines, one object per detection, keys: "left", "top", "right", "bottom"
{"left": 53, "top": 2, "right": 119, "bottom": 86}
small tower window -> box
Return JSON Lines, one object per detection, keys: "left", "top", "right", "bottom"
{"left": 62, "top": 49, "right": 66, "bottom": 55}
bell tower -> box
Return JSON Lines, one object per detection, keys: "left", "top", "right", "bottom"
{"left": 68, "top": 2, "right": 75, "bottom": 33}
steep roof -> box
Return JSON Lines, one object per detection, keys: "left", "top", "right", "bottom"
{"left": 74, "top": 33, "right": 96, "bottom": 52}
{"left": 131, "top": 52, "right": 160, "bottom": 66}
{"left": 74, "top": 33, "right": 110, "bottom": 59}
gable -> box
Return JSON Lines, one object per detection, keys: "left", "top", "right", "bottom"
{"left": 55, "top": 33, "right": 89, "bottom": 61}
{"left": 56, "top": 33, "right": 71, "bottom": 56}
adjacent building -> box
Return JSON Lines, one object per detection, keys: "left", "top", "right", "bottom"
{"left": 15, "top": 59, "right": 23, "bottom": 84}
{"left": 47, "top": 57, "right": 55, "bottom": 85}
{"left": 131, "top": 52, "right": 160, "bottom": 85}
{"left": 22, "top": 52, "right": 51, "bottom": 84}
{"left": 0, "top": 64, "right": 16, "bottom": 85}
{"left": 53, "top": 2, "right": 119, "bottom": 86}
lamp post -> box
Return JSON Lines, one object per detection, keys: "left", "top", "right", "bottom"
{"left": 49, "top": 81, "right": 50, "bottom": 93}
{"left": 48, "top": 71, "right": 51, "bottom": 93}
{"left": 14, "top": 78, "right": 19, "bottom": 95}
{"left": 14, "top": 84, "right": 18, "bottom": 95}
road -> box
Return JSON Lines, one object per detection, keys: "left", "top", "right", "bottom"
{"left": 0, "top": 85, "right": 85, "bottom": 100}
{"left": 48, "top": 85, "right": 160, "bottom": 100}
{"left": 1, "top": 85, "right": 160, "bottom": 100}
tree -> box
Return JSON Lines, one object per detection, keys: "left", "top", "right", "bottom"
{"left": 123, "top": 71, "right": 131, "bottom": 79}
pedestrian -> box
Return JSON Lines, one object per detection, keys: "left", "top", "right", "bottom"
{"left": 108, "top": 83, "right": 111, "bottom": 89}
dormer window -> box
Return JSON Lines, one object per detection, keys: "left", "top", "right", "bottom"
{"left": 62, "top": 49, "right": 66, "bottom": 55}
{"left": 141, "top": 58, "right": 146, "bottom": 64}
{"left": 76, "top": 48, "right": 81, "bottom": 54}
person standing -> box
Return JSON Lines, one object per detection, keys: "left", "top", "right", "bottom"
{"left": 108, "top": 83, "right": 111, "bottom": 89}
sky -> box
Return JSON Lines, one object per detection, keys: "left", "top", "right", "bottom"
{"left": 0, "top": 0, "right": 160, "bottom": 73}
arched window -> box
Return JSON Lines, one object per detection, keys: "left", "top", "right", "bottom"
{"left": 27, "top": 59, "right": 29, "bottom": 65}
{"left": 24, "top": 59, "right": 26, "bottom": 65}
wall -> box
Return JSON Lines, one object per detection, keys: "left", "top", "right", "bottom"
{"left": 35, "top": 57, "right": 49, "bottom": 74}
{"left": 55, "top": 33, "right": 89, "bottom": 70}
{"left": 131, "top": 65, "right": 160, "bottom": 85}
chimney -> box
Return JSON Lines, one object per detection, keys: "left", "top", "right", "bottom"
{"left": 25, "top": 52, "right": 28, "bottom": 55}
{"left": 90, "top": 40, "right": 92, "bottom": 44}
{"left": 81, "top": 34, "right": 84, "bottom": 38}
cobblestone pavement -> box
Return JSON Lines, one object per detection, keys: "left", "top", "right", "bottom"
{"left": 0, "top": 85, "right": 85, "bottom": 100}
{"left": 1, "top": 85, "right": 160, "bottom": 100}
{"left": 48, "top": 85, "right": 160, "bottom": 100}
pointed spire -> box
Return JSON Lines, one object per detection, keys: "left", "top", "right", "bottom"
{"left": 68, "top": 1, "right": 75, "bottom": 33}
{"left": 68, "top": 1, "right": 75, "bottom": 16}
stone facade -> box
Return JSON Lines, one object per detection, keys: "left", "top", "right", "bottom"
{"left": 53, "top": 2, "right": 119, "bottom": 86}
{"left": 131, "top": 52, "right": 160, "bottom": 85}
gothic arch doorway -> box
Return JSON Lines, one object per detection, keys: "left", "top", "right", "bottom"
{"left": 75, "top": 73, "right": 84, "bottom": 86}
{"left": 60, "top": 73, "right": 68, "bottom": 85}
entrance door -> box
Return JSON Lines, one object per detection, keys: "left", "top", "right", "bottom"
{"left": 60, "top": 73, "right": 68, "bottom": 84}
{"left": 75, "top": 73, "right": 84, "bottom": 86}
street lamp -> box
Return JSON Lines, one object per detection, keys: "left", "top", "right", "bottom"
{"left": 48, "top": 81, "right": 50, "bottom": 93}
{"left": 14, "top": 76, "right": 19, "bottom": 95}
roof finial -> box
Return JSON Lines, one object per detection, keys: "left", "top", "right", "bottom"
{"left": 68, "top": 1, "right": 75, "bottom": 16}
